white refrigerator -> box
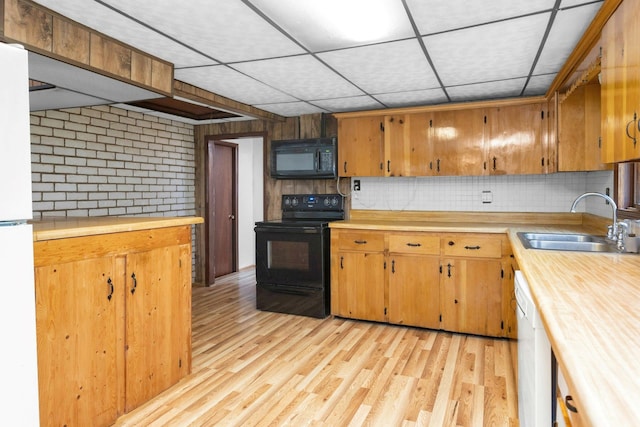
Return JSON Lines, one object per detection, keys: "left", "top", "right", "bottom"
{"left": 0, "top": 42, "right": 40, "bottom": 425}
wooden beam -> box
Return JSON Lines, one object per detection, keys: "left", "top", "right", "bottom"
{"left": 174, "top": 79, "right": 286, "bottom": 122}
{"left": 0, "top": 0, "right": 173, "bottom": 96}
{"left": 545, "top": 0, "right": 623, "bottom": 99}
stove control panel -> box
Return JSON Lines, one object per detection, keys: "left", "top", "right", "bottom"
{"left": 282, "top": 194, "right": 344, "bottom": 211}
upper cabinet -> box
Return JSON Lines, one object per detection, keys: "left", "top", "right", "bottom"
{"left": 485, "top": 103, "right": 547, "bottom": 175}
{"left": 559, "top": 83, "right": 611, "bottom": 171}
{"left": 338, "top": 116, "right": 384, "bottom": 177}
{"left": 601, "top": 0, "right": 640, "bottom": 162}
{"left": 336, "top": 100, "right": 549, "bottom": 177}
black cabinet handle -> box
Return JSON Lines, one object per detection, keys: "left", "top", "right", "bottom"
{"left": 343, "top": 161, "right": 347, "bottom": 173}
{"left": 566, "top": 395, "right": 578, "bottom": 413}
{"left": 448, "top": 241, "right": 455, "bottom": 246}
{"left": 437, "top": 159, "right": 440, "bottom": 172}
{"left": 131, "top": 272, "right": 137, "bottom": 295}
{"left": 391, "top": 259, "right": 395, "bottom": 273}
{"left": 354, "top": 240, "right": 367, "bottom": 244}
{"left": 492, "top": 157, "right": 497, "bottom": 171}
{"left": 464, "top": 245, "right": 481, "bottom": 250}
{"left": 387, "top": 160, "right": 390, "bottom": 173}
{"left": 107, "top": 277, "right": 114, "bottom": 301}
{"left": 340, "top": 256, "right": 344, "bottom": 269}
{"left": 406, "top": 243, "right": 422, "bottom": 247}
{"left": 447, "top": 263, "right": 453, "bottom": 277}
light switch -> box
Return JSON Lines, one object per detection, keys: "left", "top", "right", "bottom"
{"left": 482, "top": 190, "right": 492, "bottom": 203}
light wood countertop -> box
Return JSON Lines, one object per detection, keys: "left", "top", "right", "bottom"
{"left": 30, "top": 216, "right": 204, "bottom": 241}
{"left": 332, "top": 211, "right": 640, "bottom": 426}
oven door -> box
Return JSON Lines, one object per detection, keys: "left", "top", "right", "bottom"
{"left": 256, "top": 283, "right": 328, "bottom": 318}
{"left": 254, "top": 224, "right": 328, "bottom": 288}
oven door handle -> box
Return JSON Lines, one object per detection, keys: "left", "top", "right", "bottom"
{"left": 263, "top": 285, "right": 318, "bottom": 297}
{"left": 255, "top": 226, "right": 322, "bottom": 234}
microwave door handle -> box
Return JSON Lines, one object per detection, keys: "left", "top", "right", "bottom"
{"left": 315, "top": 150, "right": 320, "bottom": 171}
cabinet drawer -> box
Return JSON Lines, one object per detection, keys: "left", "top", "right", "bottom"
{"left": 442, "top": 234, "right": 503, "bottom": 258}
{"left": 388, "top": 233, "right": 440, "bottom": 255}
{"left": 337, "top": 231, "right": 385, "bottom": 252}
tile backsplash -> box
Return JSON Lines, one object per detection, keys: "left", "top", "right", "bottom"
{"left": 350, "top": 171, "right": 614, "bottom": 218}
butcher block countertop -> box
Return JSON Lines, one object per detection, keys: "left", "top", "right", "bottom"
{"left": 30, "top": 216, "right": 203, "bottom": 241}
{"left": 333, "top": 210, "right": 640, "bottom": 427}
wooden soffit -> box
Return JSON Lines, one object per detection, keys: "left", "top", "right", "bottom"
{"left": 0, "top": 0, "right": 173, "bottom": 96}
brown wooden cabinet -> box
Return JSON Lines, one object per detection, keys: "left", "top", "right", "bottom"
{"left": 336, "top": 100, "right": 550, "bottom": 178}
{"left": 601, "top": 0, "right": 640, "bottom": 162}
{"left": 387, "top": 233, "right": 441, "bottom": 328}
{"left": 337, "top": 116, "right": 384, "bottom": 176}
{"left": 332, "top": 231, "right": 386, "bottom": 321}
{"left": 559, "top": 84, "right": 611, "bottom": 171}
{"left": 440, "top": 234, "right": 506, "bottom": 337}
{"left": 331, "top": 228, "right": 513, "bottom": 338}
{"left": 431, "top": 108, "right": 486, "bottom": 176}
{"left": 485, "top": 103, "right": 547, "bottom": 175}
{"left": 34, "top": 226, "right": 192, "bottom": 427}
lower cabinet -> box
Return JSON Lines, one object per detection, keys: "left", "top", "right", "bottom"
{"left": 34, "top": 226, "right": 192, "bottom": 427}
{"left": 331, "top": 228, "right": 513, "bottom": 338}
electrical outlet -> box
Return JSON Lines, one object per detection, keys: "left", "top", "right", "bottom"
{"left": 482, "top": 190, "right": 492, "bottom": 204}
{"left": 353, "top": 180, "right": 361, "bottom": 191}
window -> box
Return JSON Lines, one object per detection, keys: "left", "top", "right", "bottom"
{"left": 616, "top": 162, "right": 640, "bottom": 219}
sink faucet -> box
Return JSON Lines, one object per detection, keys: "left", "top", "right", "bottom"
{"left": 570, "top": 192, "right": 619, "bottom": 241}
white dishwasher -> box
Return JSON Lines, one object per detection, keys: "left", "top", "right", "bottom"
{"left": 515, "top": 270, "right": 552, "bottom": 427}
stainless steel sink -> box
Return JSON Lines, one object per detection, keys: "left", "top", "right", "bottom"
{"left": 517, "top": 232, "right": 619, "bottom": 253}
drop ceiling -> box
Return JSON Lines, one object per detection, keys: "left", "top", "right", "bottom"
{"left": 31, "top": 0, "right": 604, "bottom": 121}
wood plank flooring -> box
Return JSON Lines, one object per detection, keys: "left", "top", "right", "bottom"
{"left": 114, "top": 268, "right": 519, "bottom": 426}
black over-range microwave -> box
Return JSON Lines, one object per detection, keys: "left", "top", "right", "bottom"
{"left": 270, "top": 137, "right": 337, "bottom": 179}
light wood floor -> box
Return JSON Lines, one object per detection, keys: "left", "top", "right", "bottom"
{"left": 114, "top": 268, "right": 519, "bottom": 427}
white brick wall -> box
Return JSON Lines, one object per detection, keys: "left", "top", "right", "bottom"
{"left": 30, "top": 105, "right": 196, "bottom": 218}
{"left": 30, "top": 105, "right": 198, "bottom": 279}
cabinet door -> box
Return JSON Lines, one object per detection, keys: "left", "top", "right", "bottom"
{"left": 125, "top": 243, "right": 192, "bottom": 412}
{"left": 337, "top": 251, "right": 386, "bottom": 322}
{"left": 388, "top": 255, "right": 440, "bottom": 329}
{"left": 601, "top": 1, "right": 640, "bottom": 162}
{"left": 441, "top": 258, "right": 504, "bottom": 337}
{"left": 559, "top": 84, "right": 610, "bottom": 171}
{"left": 431, "top": 108, "right": 485, "bottom": 176}
{"left": 407, "top": 112, "right": 434, "bottom": 176}
{"left": 337, "top": 116, "right": 384, "bottom": 176}
{"left": 35, "top": 256, "right": 121, "bottom": 427}
{"left": 384, "top": 114, "right": 409, "bottom": 176}
{"left": 486, "top": 103, "right": 545, "bottom": 175}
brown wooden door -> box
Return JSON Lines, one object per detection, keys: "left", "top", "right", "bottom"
{"left": 430, "top": 109, "right": 485, "bottom": 176}
{"left": 441, "top": 257, "right": 504, "bottom": 337}
{"left": 35, "top": 256, "right": 121, "bottom": 427}
{"left": 337, "top": 116, "right": 384, "bottom": 176}
{"left": 206, "top": 140, "right": 238, "bottom": 283}
{"left": 125, "top": 241, "right": 191, "bottom": 412}
{"left": 388, "top": 254, "right": 441, "bottom": 329}
{"left": 485, "top": 103, "right": 545, "bottom": 175}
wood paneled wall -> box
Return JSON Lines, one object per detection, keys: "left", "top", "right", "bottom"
{"left": 192, "top": 113, "right": 348, "bottom": 283}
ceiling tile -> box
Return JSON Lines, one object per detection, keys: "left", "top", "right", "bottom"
{"left": 560, "top": 0, "right": 602, "bottom": 7}
{"left": 249, "top": 0, "right": 415, "bottom": 52}
{"left": 102, "top": 0, "right": 305, "bottom": 63}
{"left": 254, "top": 102, "right": 328, "bottom": 117}
{"left": 175, "top": 66, "right": 297, "bottom": 105}
{"left": 425, "top": 13, "right": 551, "bottom": 86}
{"left": 232, "top": 55, "right": 364, "bottom": 100}
{"left": 375, "top": 88, "right": 449, "bottom": 107}
{"left": 447, "top": 78, "right": 528, "bottom": 102}
{"left": 318, "top": 39, "right": 440, "bottom": 94}
{"left": 533, "top": 2, "right": 602, "bottom": 75}
{"left": 523, "top": 74, "right": 556, "bottom": 96}
{"left": 407, "top": 0, "right": 556, "bottom": 34}
{"left": 312, "top": 96, "right": 385, "bottom": 113}
{"left": 32, "top": 0, "right": 214, "bottom": 68}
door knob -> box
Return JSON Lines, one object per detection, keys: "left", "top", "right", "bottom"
{"left": 228, "top": 214, "right": 235, "bottom": 220}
